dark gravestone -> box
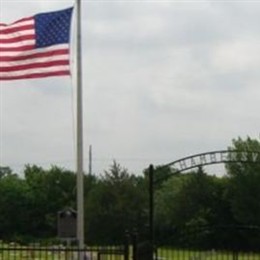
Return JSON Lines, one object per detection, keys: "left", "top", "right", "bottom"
{"left": 57, "top": 208, "right": 77, "bottom": 238}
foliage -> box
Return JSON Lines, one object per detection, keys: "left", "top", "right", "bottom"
{"left": 226, "top": 137, "right": 260, "bottom": 226}
{"left": 85, "top": 161, "right": 147, "bottom": 244}
{"left": 0, "top": 170, "right": 28, "bottom": 240}
{"left": 0, "top": 137, "right": 259, "bottom": 249}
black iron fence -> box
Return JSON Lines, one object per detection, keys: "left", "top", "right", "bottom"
{"left": 155, "top": 248, "right": 260, "bottom": 260}
{"left": 1, "top": 242, "right": 260, "bottom": 260}
{"left": 153, "top": 225, "right": 260, "bottom": 260}
{"left": 130, "top": 225, "right": 260, "bottom": 260}
{"left": 0, "top": 241, "right": 129, "bottom": 260}
{"left": 1, "top": 226, "right": 260, "bottom": 260}
{"left": 154, "top": 225, "right": 260, "bottom": 251}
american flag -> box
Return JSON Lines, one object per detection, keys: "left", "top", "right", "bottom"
{"left": 0, "top": 7, "right": 73, "bottom": 81}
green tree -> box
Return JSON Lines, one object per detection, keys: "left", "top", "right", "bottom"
{"left": 24, "top": 165, "right": 77, "bottom": 238}
{"left": 154, "top": 167, "right": 232, "bottom": 247}
{"left": 0, "top": 171, "right": 29, "bottom": 240}
{"left": 226, "top": 137, "right": 260, "bottom": 226}
{"left": 0, "top": 166, "right": 13, "bottom": 178}
{"left": 85, "top": 161, "right": 147, "bottom": 244}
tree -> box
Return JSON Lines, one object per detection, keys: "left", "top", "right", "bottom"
{"left": 0, "top": 171, "right": 29, "bottom": 240}
{"left": 24, "top": 165, "right": 77, "bottom": 238}
{"left": 0, "top": 166, "right": 13, "bottom": 178}
{"left": 85, "top": 161, "right": 147, "bottom": 244}
{"left": 226, "top": 137, "right": 260, "bottom": 226}
{"left": 154, "top": 167, "right": 232, "bottom": 247}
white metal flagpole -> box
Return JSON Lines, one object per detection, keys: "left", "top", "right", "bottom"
{"left": 75, "top": 0, "right": 84, "bottom": 252}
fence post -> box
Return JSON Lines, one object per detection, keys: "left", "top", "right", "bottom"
{"left": 132, "top": 231, "right": 138, "bottom": 260}
{"left": 232, "top": 251, "right": 238, "bottom": 260}
{"left": 124, "top": 231, "right": 130, "bottom": 260}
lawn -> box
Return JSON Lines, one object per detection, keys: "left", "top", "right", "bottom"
{"left": 1, "top": 244, "right": 260, "bottom": 260}
{"left": 156, "top": 248, "right": 260, "bottom": 260}
{"left": 0, "top": 243, "right": 126, "bottom": 260}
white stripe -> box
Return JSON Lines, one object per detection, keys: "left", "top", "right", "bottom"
{"left": 0, "top": 65, "right": 70, "bottom": 77}
{"left": 0, "top": 29, "right": 34, "bottom": 40}
{"left": 0, "top": 54, "right": 69, "bottom": 67}
{"left": 0, "top": 39, "right": 35, "bottom": 48}
{"left": 0, "top": 44, "right": 69, "bottom": 57}
{"left": 0, "top": 19, "right": 34, "bottom": 30}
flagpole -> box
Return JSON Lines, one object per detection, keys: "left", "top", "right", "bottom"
{"left": 75, "top": 0, "right": 84, "bottom": 252}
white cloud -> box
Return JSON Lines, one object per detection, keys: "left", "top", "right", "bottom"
{"left": 1, "top": 0, "right": 260, "bottom": 175}
{"left": 212, "top": 38, "right": 260, "bottom": 72}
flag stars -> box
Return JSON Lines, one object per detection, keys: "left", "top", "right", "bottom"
{"left": 35, "top": 8, "right": 73, "bottom": 48}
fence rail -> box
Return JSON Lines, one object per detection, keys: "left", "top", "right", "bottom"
{"left": 0, "top": 242, "right": 128, "bottom": 260}
{"left": 1, "top": 243, "right": 260, "bottom": 260}
{"left": 155, "top": 248, "right": 260, "bottom": 260}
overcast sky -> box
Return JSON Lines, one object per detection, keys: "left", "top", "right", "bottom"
{"left": 0, "top": 0, "right": 260, "bottom": 176}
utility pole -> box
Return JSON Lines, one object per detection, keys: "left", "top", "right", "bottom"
{"left": 89, "top": 145, "right": 92, "bottom": 175}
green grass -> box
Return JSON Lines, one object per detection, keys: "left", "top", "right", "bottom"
{"left": 0, "top": 244, "right": 127, "bottom": 260}
{"left": 1, "top": 244, "right": 260, "bottom": 260}
{"left": 156, "top": 248, "right": 260, "bottom": 260}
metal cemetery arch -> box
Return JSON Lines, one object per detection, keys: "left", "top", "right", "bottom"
{"left": 162, "top": 149, "right": 260, "bottom": 174}
{"left": 148, "top": 150, "right": 260, "bottom": 258}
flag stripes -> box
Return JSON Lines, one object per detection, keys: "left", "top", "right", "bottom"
{"left": 0, "top": 46, "right": 69, "bottom": 61}
{"left": 1, "top": 67, "right": 70, "bottom": 81}
{"left": 0, "top": 8, "right": 73, "bottom": 81}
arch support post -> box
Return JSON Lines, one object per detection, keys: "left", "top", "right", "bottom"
{"left": 149, "top": 164, "right": 154, "bottom": 260}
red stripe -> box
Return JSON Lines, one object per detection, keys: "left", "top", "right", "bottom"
{"left": 0, "top": 34, "right": 35, "bottom": 44}
{"left": 11, "top": 17, "right": 33, "bottom": 25}
{"left": 1, "top": 60, "right": 70, "bottom": 72}
{"left": 0, "top": 24, "right": 34, "bottom": 34}
{"left": 0, "top": 70, "right": 70, "bottom": 80}
{"left": 0, "top": 17, "right": 33, "bottom": 27}
{"left": 0, "top": 49, "right": 69, "bottom": 62}
{"left": 0, "top": 45, "right": 35, "bottom": 52}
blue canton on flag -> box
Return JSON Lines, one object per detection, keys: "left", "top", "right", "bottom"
{"left": 35, "top": 8, "right": 73, "bottom": 48}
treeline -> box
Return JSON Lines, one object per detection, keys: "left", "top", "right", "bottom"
{"left": 0, "top": 137, "right": 259, "bottom": 249}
